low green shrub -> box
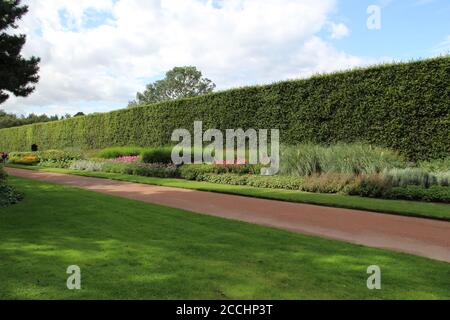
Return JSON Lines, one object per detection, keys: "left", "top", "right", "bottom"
{"left": 280, "top": 143, "right": 405, "bottom": 176}
{"left": 178, "top": 164, "right": 263, "bottom": 180}
{"left": 0, "top": 166, "right": 23, "bottom": 207}
{"left": 37, "top": 149, "right": 81, "bottom": 168}
{"left": 130, "top": 163, "right": 178, "bottom": 178}
{"left": 246, "top": 175, "right": 305, "bottom": 190}
{"left": 346, "top": 174, "right": 392, "bottom": 198}
{"left": 37, "top": 149, "right": 81, "bottom": 161}
{"left": 101, "top": 161, "right": 134, "bottom": 174}
{"left": 141, "top": 147, "right": 173, "bottom": 164}
{"left": 199, "top": 173, "right": 250, "bottom": 186}
{"left": 197, "top": 173, "right": 305, "bottom": 190}
{"left": 74, "top": 160, "right": 178, "bottom": 178}
{"left": 197, "top": 172, "right": 352, "bottom": 192}
{"left": 0, "top": 166, "right": 6, "bottom": 182}
{"left": 387, "top": 186, "right": 450, "bottom": 203}
{"left": 225, "top": 163, "right": 264, "bottom": 175}
{"left": 102, "top": 161, "right": 177, "bottom": 178}
{"left": 0, "top": 184, "right": 24, "bottom": 207}
{"left": 178, "top": 164, "right": 213, "bottom": 180}
{"left": 97, "top": 146, "right": 144, "bottom": 159}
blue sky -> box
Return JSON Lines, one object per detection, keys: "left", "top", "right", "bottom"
{"left": 330, "top": 0, "right": 450, "bottom": 59}
{"left": 4, "top": 0, "right": 450, "bottom": 116}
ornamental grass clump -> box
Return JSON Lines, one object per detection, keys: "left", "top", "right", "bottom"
{"left": 69, "top": 160, "right": 105, "bottom": 172}
{"left": 280, "top": 143, "right": 405, "bottom": 176}
{"left": 384, "top": 168, "right": 450, "bottom": 188}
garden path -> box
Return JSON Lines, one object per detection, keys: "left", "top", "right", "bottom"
{"left": 6, "top": 167, "right": 450, "bottom": 263}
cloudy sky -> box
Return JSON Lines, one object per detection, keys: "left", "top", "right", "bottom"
{"left": 3, "top": 0, "right": 450, "bottom": 116}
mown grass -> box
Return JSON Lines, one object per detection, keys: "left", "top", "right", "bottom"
{"left": 1, "top": 176, "right": 449, "bottom": 299}
{"left": 6, "top": 164, "right": 450, "bottom": 221}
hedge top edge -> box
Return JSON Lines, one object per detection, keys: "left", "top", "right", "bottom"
{"left": 2, "top": 55, "right": 448, "bottom": 129}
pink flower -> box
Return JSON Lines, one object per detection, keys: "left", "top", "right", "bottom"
{"left": 115, "top": 155, "right": 141, "bottom": 163}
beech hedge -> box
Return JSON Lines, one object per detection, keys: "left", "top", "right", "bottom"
{"left": 0, "top": 56, "right": 449, "bottom": 160}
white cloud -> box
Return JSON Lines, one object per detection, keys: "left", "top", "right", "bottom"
{"left": 433, "top": 35, "right": 450, "bottom": 56}
{"left": 328, "top": 22, "right": 350, "bottom": 39}
{"left": 3, "top": 0, "right": 372, "bottom": 115}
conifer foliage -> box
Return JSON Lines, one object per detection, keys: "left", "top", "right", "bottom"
{"left": 0, "top": 0, "right": 40, "bottom": 104}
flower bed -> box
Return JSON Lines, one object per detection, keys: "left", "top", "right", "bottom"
{"left": 6, "top": 144, "right": 450, "bottom": 203}
{"left": 8, "top": 152, "right": 39, "bottom": 165}
{"left": 114, "top": 156, "right": 141, "bottom": 163}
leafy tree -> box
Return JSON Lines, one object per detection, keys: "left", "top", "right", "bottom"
{"left": 0, "top": 0, "right": 40, "bottom": 104}
{"left": 129, "top": 66, "right": 215, "bottom": 106}
{"left": 0, "top": 109, "right": 59, "bottom": 129}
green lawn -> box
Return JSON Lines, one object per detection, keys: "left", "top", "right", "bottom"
{"left": 0, "top": 176, "right": 449, "bottom": 299}
{"left": 7, "top": 164, "right": 450, "bottom": 221}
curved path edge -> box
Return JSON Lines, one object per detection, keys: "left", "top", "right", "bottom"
{"left": 6, "top": 167, "right": 450, "bottom": 263}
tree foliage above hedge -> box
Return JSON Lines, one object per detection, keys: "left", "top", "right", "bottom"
{"left": 129, "top": 66, "right": 216, "bottom": 106}
{"left": 0, "top": 56, "right": 449, "bottom": 160}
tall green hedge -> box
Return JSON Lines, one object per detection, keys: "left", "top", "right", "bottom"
{"left": 0, "top": 57, "right": 449, "bottom": 160}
